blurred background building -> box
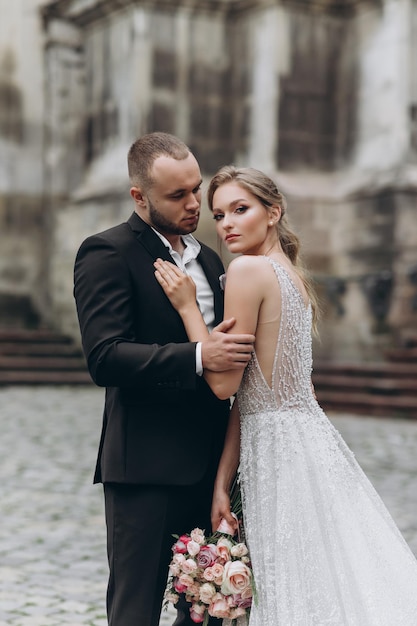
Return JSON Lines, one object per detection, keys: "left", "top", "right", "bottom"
{"left": 0, "top": 0, "right": 416, "bottom": 411}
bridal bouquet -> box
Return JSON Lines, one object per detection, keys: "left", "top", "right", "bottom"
{"left": 164, "top": 479, "right": 254, "bottom": 625}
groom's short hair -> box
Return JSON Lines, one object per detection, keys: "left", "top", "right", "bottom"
{"left": 128, "top": 132, "right": 191, "bottom": 190}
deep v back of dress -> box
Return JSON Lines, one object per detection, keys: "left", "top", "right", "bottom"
{"left": 237, "top": 257, "right": 313, "bottom": 417}
{"left": 235, "top": 258, "right": 417, "bottom": 626}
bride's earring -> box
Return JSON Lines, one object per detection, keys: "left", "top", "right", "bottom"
{"left": 269, "top": 221, "right": 274, "bottom": 226}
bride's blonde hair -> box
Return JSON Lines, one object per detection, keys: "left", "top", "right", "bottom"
{"left": 207, "top": 165, "right": 319, "bottom": 330}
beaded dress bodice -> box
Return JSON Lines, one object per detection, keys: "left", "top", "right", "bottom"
{"left": 234, "top": 257, "right": 417, "bottom": 626}
{"left": 237, "top": 258, "right": 314, "bottom": 418}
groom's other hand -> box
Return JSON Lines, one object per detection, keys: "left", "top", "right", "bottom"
{"left": 202, "top": 318, "right": 254, "bottom": 371}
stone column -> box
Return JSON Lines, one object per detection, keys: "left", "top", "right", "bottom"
{"left": 351, "top": 0, "right": 417, "bottom": 344}
{"left": 42, "top": 17, "right": 85, "bottom": 328}
{"left": 247, "top": 4, "right": 290, "bottom": 172}
{"left": 43, "top": 18, "right": 85, "bottom": 201}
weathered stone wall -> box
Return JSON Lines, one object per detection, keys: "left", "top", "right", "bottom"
{"left": 42, "top": 0, "right": 417, "bottom": 357}
{"left": 2, "top": 0, "right": 416, "bottom": 361}
{"left": 266, "top": 0, "right": 417, "bottom": 360}
{"left": 43, "top": 1, "right": 246, "bottom": 337}
{"left": 0, "top": 0, "right": 49, "bottom": 326}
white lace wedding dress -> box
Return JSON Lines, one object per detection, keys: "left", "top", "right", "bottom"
{"left": 236, "top": 258, "right": 417, "bottom": 625}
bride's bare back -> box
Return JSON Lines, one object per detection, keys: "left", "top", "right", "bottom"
{"left": 224, "top": 254, "right": 309, "bottom": 390}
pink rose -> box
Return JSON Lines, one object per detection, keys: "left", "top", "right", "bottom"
{"left": 173, "top": 535, "right": 191, "bottom": 554}
{"left": 178, "top": 573, "right": 194, "bottom": 589}
{"left": 173, "top": 578, "right": 187, "bottom": 594}
{"left": 196, "top": 544, "right": 218, "bottom": 569}
{"left": 185, "top": 583, "right": 200, "bottom": 602}
{"left": 230, "top": 592, "right": 252, "bottom": 609}
{"left": 211, "top": 562, "right": 225, "bottom": 584}
{"left": 221, "top": 561, "right": 252, "bottom": 596}
{"left": 216, "top": 537, "right": 233, "bottom": 563}
{"left": 209, "top": 593, "right": 231, "bottom": 618}
{"left": 190, "top": 602, "right": 206, "bottom": 623}
{"left": 241, "top": 586, "right": 253, "bottom": 600}
{"left": 203, "top": 566, "right": 215, "bottom": 581}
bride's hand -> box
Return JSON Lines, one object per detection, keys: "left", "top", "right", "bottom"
{"left": 154, "top": 258, "right": 197, "bottom": 313}
{"left": 211, "top": 487, "right": 238, "bottom": 536}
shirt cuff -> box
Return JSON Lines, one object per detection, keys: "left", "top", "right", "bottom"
{"left": 196, "top": 342, "right": 203, "bottom": 376}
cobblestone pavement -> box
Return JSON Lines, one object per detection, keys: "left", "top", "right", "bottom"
{"left": 1, "top": 386, "right": 417, "bottom": 626}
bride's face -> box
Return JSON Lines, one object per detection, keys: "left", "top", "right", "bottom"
{"left": 211, "top": 182, "right": 277, "bottom": 255}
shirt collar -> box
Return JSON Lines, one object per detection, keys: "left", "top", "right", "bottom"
{"left": 151, "top": 229, "right": 201, "bottom": 264}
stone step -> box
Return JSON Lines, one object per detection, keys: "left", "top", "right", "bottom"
{"left": 315, "top": 389, "right": 417, "bottom": 419}
{"left": 0, "top": 326, "right": 92, "bottom": 386}
{"left": 385, "top": 347, "right": 417, "bottom": 362}
{"left": 313, "top": 360, "right": 417, "bottom": 378}
{"left": 312, "top": 373, "right": 417, "bottom": 396}
{"left": 0, "top": 342, "right": 84, "bottom": 356}
{"left": 0, "top": 370, "right": 92, "bottom": 385}
{"left": 314, "top": 339, "right": 417, "bottom": 417}
{"left": 0, "top": 328, "right": 73, "bottom": 344}
{"left": 0, "top": 355, "right": 88, "bottom": 370}
{"left": 403, "top": 335, "right": 417, "bottom": 348}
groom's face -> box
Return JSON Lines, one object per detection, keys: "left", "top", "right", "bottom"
{"left": 132, "top": 153, "right": 203, "bottom": 244}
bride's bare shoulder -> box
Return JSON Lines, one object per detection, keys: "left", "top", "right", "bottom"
{"left": 227, "top": 254, "right": 273, "bottom": 277}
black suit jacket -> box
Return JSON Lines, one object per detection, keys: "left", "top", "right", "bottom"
{"left": 74, "top": 212, "right": 229, "bottom": 486}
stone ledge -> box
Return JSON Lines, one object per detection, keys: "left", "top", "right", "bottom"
{"left": 69, "top": 144, "right": 130, "bottom": 203}
{"left": 41, "top": 0, "right": 375, "bottom": 27}
{"left": 277, "top": 164, "right": 417, "bottom": 202}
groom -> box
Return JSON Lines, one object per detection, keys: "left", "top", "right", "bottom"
{"left": 73, "top": 132, "right": 254, "bottom": 626}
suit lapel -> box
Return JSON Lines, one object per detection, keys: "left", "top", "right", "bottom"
{"left": 198, "top": 250, "right": 225, "bottom": 325}
{"left": 127, "top": 212, "right": 173, "bottom": 262}
{"left": 127, "top": 212, "right": 224, "bottom": 323}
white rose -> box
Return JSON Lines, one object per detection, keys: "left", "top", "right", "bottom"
{"left": 199, "top": 582, "right": 217, "bottom": 604}
{"left": 181, "top": 558, "right": 198, "bottom": 575}
{"left": 169, "top": 563, "right": 180, "bottom": 576}
{"left": 231, "top": 543, "right": 249, "bottom": 558}
{"left": 173, "top": 553, "right": 186, "bottom": 565}
{"left": 187, "top": 540, "right": 201, "bottom": 556}
{"left": 190, "top": 528, "right": 206, "bottom": 545}
{"left": 165, "top": 591, "right": 179, "bottom": 604}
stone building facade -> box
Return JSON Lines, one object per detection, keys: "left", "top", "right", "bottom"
{"left": 0, "top": 0, "right": 49, "bottom": 327}
{"left": 1, "top": 0, "right": 416, "bottom": 361}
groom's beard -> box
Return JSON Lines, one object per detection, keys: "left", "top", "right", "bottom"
{"left": 147, "top": 198, "right": 200, "bottom": 236}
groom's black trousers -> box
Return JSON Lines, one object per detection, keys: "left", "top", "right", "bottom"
{"left": 104, "top": 477, "right": 222, "bottom": 626}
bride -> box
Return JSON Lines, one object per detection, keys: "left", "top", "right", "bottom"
{"left": 154, "top": 165, "right": 417, "bottom": 625}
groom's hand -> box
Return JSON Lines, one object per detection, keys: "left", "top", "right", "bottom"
{"left": 201, "top": 318, "right": 254, "bottom": 372}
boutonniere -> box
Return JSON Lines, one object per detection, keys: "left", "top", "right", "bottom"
{"left": 219, "top": 273, "right": 226, "bottom": 291}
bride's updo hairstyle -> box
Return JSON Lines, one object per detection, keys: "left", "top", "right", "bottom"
{"left": 207, "top": 165, "right": 319, "bottom": 329}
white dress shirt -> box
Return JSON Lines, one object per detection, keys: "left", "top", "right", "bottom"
{"left": 152, "top": 229, "right": 215, "bottom": 374}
